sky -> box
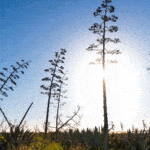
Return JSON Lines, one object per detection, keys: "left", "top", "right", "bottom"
{"left": 1, "top": 0, "right": 150, "bottom": 133}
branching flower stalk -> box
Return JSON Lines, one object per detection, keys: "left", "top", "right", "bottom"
{"left": 55, "top": 73, "right": 68, "bottom": 142}
{"left": 0, "top": 60, "right": 31, "bottom": 100}
{"left": 52, "top": 106, "right": 81, "bottom": 137}
{"left": 87, "top": 0, "right": 121, "bottom": 149}
{"left": 41, "top": 48, "right": 67, "bottom": 139}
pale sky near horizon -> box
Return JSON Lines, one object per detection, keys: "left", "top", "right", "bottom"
{"left": 1, "top": 0, "right": 150, "bottom": 133}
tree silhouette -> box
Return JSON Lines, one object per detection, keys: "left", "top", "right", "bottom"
{"left": 0, "top": 60, "right": 31, "bottom": 100}
{"left": 86, "top": 0, "right": 121, "bottom": 148}
{"left": 41, "top": 48, "right": 67, "bottom": 139}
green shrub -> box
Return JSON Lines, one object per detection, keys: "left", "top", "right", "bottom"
{"left": 30, "top": 136, "right": 64, "bottom": 150}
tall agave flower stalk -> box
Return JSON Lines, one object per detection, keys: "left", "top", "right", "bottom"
{"left": 87, "top": 0, "right": 121, "bottom": 148}
{"left": 41, "top": 48, "right": 67, "bottom": 139}
{"left": 0, "top": 60, "right": 31, "bottom": 101}
{"left": 55, "top": 73, "right": 68, "bottom": 142}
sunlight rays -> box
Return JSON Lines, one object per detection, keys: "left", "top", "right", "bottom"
{"left": 68, "top": 45, "right": 142, "bottom": 132}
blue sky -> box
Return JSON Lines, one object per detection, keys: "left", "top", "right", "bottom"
{"left": 1, "top": 0, "right": 150, "bottom": 133}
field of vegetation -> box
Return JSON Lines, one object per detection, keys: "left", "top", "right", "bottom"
{"left": 1, "top": 122, "right": 150, "bottom": 150}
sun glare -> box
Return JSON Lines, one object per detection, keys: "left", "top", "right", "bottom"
{"left": 68, "top": 47, "right": 142, "bottom": 131}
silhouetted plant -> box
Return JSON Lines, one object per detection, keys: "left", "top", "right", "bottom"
{"left": 0, "top": 102, "right": 34, "bottom": 150}
{"left": 1, "top": 126, "right": 34, "bottom": 150}
{"left": 41, "top": 50, "right": 82, "bottom": 140}
{"left": 86, "top": 0, "right": 121, "bottom": 148}
{"left": 0, "top": 60, "right": 31, "bottom": 100}
{"left": 41, "top": 48, "right": 67, "bottom": 139}
{"left": 52, "top": 105, "right": 81, "bottom": 138}
{"left": 54, "top": 72, "right": 68, "bottom": 142}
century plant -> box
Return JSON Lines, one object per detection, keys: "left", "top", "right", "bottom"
{"left": 0, "top": 60, "right": 31, "bottom": 100}
{"left": 0, "top": 126, "right": 34, "bottom": 150}
{"left": 0, "top": 102, "right": 34, "bottom": 150}
{"left": 86, "top": 0, "right": 121, "bottom": 148}
{"left": 54, "top": 73, "right": 68, "bottom": 142}
{"left": 51, "top": 71, "right": 81, "bottom": 140}
{"left": 41, "top": 48, "right": 67, "bottom": 139}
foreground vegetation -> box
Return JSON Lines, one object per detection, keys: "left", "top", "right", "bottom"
{"left": 1, "top": 123, "right": 150, "bottom": 150}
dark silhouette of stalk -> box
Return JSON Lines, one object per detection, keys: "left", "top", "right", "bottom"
{"left": 52, "top": 106, "right": 80, "bottom": 136}
{"left": 0, "top": 102, "right": 33, "bottom": 149}
{"left": 103, "top": 77, "right": 108, "bottom": 148}
{"left": 41, "top": 49, "right": 67, "bottom": 139}
{"left": 102, "top": 2, "right": 108, "bottom": 147}
{"left": 0, "top": 108, "right": 12, "bottom": 128}
{"left": 0, "top": 102, "right": 33, "bottom": 130}
{"left": 18, "top": 102, "right": 33, "bottom": 128}
{"left": 44, "top": 58, "right": 58, "bottom": 139}
{"left": 87, "top": 0, "right": 121, "bottom": 148}
{"left": 55, "top": 73, "right": 68, "bottom": 141}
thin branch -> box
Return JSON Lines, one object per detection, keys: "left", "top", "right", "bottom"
{"left": 52, "top": 106, "right": 80, "bottom": 136}
{"left": 0, "top": 60, "right": 31, "bottom": 92}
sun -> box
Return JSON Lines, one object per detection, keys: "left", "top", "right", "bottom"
{"left": 67, "top": 42, "right": 142, "bottom": 131}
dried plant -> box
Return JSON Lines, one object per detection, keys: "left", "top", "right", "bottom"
{"left": 86, "top": 0, "right": 121, "bottom": 148}
{"left": 41, "top": 48, "right": 67, "bottom": 139}
{"left": 0, "top": 60, "right": 31, "bottom": 100}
